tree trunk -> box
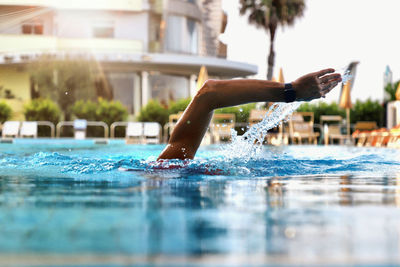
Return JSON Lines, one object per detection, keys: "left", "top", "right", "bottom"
{"left": 267, "top": 22, "right": 277, "bottom": 80}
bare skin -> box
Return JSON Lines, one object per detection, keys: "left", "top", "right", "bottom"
{"left": 158, "top": 68, "right": 342, "bottom": 160}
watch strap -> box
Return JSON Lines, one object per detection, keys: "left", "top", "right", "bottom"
{"left": 284, "top": 83, "right": 296, "bottom": 103}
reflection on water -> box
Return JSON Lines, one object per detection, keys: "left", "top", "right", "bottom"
{"left": 1, "top": 173, "right": 400, "bottom": 264}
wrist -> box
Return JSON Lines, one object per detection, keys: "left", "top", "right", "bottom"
{"left": 284, "top": 83, "right": 296, "bottom": 102}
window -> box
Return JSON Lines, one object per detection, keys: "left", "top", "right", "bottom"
{"left": 149, "top": 73, "right": 190, "bottom": 106}
{"left": 22, "top": 22, "right": 43, "bottom": 35}
{"left": 92, "top": 20, "right": 114, "bottom": 38}
{"left": 166, "top": 15, "right": 199, "bottom": 54}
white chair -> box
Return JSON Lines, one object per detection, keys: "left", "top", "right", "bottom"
{"left": 126, "top": 122, "right": 144, "bottom": 144}
{"left": 143, "top": 122, "right": 161, "bottom": 144}
{"left": 2, "top": 121, "right": 20, "bottom": 138}
{"left": 20, "top": 121, "right": 38, "bottom": 138}
{"left": 74, "top": 119, "right": 87, "bottom": 140}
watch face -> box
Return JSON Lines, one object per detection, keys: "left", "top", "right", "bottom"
{"left": 284, "top": 89, "right": 296, "bottom": 103}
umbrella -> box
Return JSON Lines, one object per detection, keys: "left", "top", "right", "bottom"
{"left": 396, "top": 82, "right": 400, "bottom": 101}
{"left": 277, "top": 68, "right": 285, "bottom": 83}
{"left": 196, "top": 65, "right": 209, "bottom": 91}
{"left": 339, "top": 62, "right": 359, "bottom": 142}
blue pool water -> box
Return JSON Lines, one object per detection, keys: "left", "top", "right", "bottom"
{"left": 1, "top": 139, "right": 400, "bottom": 266}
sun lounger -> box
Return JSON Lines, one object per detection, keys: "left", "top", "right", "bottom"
{"left": 74, "top": 119, "right": 87, "bottom": 140}
{"left": 143, "top": 122, "right": 161, "bottom": 144}
{"left": 248, "top": 109, "right": 287, "bottom": 145}
{"left": 20, "top": 121, "right": 38, "bottom": 138}
{"left": 320, "top": 115, "right": 347, "bottom": 145}
{"left": 289, "top": 112, "right": 319, "bottom": 144}
{"left": 211, "top": 113, "right": 235, "bottom": 143}
{"left": 126, "top": 122, "right": 144, "bottom": 144}
{"left": 1, "top": 121, "right": 20, "bottom": 138}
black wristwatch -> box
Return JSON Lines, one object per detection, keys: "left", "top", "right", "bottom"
{"left": 284, "top": 83, "right": 296, "bottom": 103}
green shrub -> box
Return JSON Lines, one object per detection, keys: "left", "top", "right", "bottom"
{"left": 137, "top": 100, "right": 169, "bottom": 126}
{"left": 215, "top": 103, "right": 256, "bottom": 123}
{"left": 0, "top": 101, "right": 12, "bottom": 123}
{"left": 70, "top": 99, "right": 128, "bottom": 137}
{"left": 384, "top": 80, "right": 400, "bottom": 102}
{"left": 95, "top": 99, "right": 128, "bottom": 126}
{"left": 351, "top": 99, "right": 384, "bottom": 126}
{"left": 71, "top": 100, "right": 97, "bottom": 121}
{"left": 168, "top": 98, "right": 191, "bottom": 115}
{"left": 297, "top": 101, "right": 345, "bottom": 124}
{"left": 24, "top": 98, "right": 61, "bottom": 124}
{"left": 297, "top": 100, "right": 384, "bottom": 127}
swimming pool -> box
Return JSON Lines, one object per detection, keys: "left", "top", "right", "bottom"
{"left": 1, "top": 139, "right": 400, "bottom": 266}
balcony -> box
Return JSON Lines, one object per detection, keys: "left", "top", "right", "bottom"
{"left": 0, "top": 34, "right": 143, "bottom": 55}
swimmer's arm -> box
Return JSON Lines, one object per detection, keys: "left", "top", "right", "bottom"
{"left": 158, "top": 69, "right": 341, "bottom": 160}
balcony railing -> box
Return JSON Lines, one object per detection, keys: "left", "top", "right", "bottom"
{"left": 0, "top": 34, "right": 143, "bottom": 54}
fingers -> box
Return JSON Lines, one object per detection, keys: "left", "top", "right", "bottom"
{"left": 316, "top": 68, "right": 335, "bottom": 77}
{"left": 320, "top": 80, "right": 340, "bottom": 97}
{"left": 319, "top": 73, "right": 342, "bottom": 84}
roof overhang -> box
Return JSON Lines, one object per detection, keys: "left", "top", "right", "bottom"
{"left": 1, "top": 52, "right": 258, "bottom": 78}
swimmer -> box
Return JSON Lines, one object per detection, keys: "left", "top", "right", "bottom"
{"left": 158, "top": 68, "right": 342, "bottom": 160}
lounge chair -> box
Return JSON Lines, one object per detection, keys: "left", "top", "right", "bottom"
{"left": 74, "top": 119, "right": 87, "bottom": 140}
{"left": 248, "top": 109, "right": 287, "bottom": 145}
{"left": 210, "top": 113, "right": 235, "bottom": 143}
{"left": 126, "top": 122, "right": 144, "bottom": 144}
{"left": 388, "top": 125, "right": 400, "bottom": 148}
{"left": 288, "top": 112, "right": 319, "bottom": 144}
{"left": 352, "top": 121, "right": 378, "bottom": 146}
{"left": 143, "top": 122, "right": 161, "bottom": 144}
{"left": 249, "top": 109, "right": 268, "bottom": 126}
{"left": 20, "top": 121, "right": 38, "bottom": 138}
{"left": 165, "top": 112, "right": 184, "bottom": 142}
{"left": 320, "top": 115, "right": 347, "bottom": 145}
{"left": 1, "top": 121, "right": 20, "bottom": 138}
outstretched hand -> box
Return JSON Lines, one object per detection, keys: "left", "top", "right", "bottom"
{"left": 292, "top": 68, "right": 342, "bottom": 101}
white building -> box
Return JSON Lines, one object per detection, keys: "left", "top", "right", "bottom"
{"left": 0, "top": 0, "right": 257, "bottom": 118}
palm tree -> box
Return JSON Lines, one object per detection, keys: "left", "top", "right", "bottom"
{"left": 240, "top": 0, "right": 305, "bottom": 80}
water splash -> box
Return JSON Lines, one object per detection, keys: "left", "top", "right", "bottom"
{"left": 335, "top": 66, "right": 353, "bottom": 84}
{"left": 223, "top": 102, "right": 301, "bottom": 161}
{"left": 342, "top": 70, "right": 353, "bottom": 84}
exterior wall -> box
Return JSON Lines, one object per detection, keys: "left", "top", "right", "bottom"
{"left": 0, "top": 66, "right": 30, "bottom": 120}
{"left": 0, "top": 7, "right": 54, "bottom": 35}
{"left": 200, "top": 0, "right": 222, "bottom": 57}
{"left": 0, "top": 0, "right": 143, "bottom": 11}
{"left": 55, "top": 10, "right": 148, "bottom": 44}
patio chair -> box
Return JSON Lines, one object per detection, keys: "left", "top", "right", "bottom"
{"left": 126, "top": 122, "right": 144, "bottom": 144}
{"left": 387, "top": 125, "right": 400, "bottom": 148}
{"left": 288, "top": 112, "right": 319, "bottom": 144}
{"left": 249, "top": 109, "right": 268, "bottom": 126}
{"left": 320, "top": 115, "right": 347, "bottom": 145}
{"left": 143, "top": 122, "right": 161, "bottom": 144}
{"left": 210, "top": 113, "right": 235, "bottom": 143}
{"left": 20, "top": 121, "right": 38, "bottom": 138}
{"left": 74, "top": 119, "right": 87, "bottom": 140}
{"left": 165, "top": 112, "right": 184, "bottom": 142}
{"left": 352, "top": 121, "right": 378, "bottom": 147}
{"left": 248, "top": 109, "right": 287, "bottom": 145}
{"left": 1, "top": 121, "right": 20, "bottom": 138}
